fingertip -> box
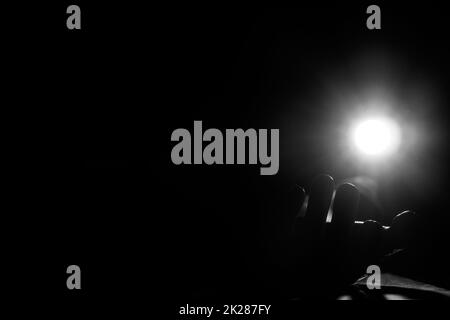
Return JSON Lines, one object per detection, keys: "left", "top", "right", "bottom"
{"left": 334, "top": 183, "right": 360, "bottom": 206}
{"left": 311, "top": 174, "right": 335, "bottom": 192}
{"left": 389, "top": 210, "right": 419, "bottom": 249}
{"left": 328, "top": 182, "right": 360, "bottom": 245}
{"left": 337, "top": 182, "right": 359, "bottom": 195}
{"left": 286, "top": 184, "right": 306, "bottom": 215}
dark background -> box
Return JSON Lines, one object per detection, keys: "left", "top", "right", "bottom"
{"left": 7, "top": 1, "right": 450, "bottom": 307}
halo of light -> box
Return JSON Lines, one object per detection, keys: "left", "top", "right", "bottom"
{"left": 351, "top": 117, "right": 401, "bottom": 157}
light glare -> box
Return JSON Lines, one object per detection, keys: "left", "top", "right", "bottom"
{"left": 352, "top": 117, "right": 401, "bottom": 157}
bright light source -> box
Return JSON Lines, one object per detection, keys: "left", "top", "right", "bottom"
{"left": 351, "top": 117, "right": 401, "bottom": 157}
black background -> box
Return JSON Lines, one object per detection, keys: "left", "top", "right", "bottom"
{"left": 6, "top": 0, "right": 450, "bottom": 310}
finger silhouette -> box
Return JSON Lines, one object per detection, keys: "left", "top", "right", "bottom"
{"left": 290, "top": 175, "right": 333, "bottom": 295}
{"left": 323, "top": 183, "right": 360, "bottom": 286}
{"left": 388, "top": 210, "right": 419, "bottom": 250}
{"left": 359, "top": 219, "right": 385, "bottom": 265}
{"left": 329, "top": 183, "right": 360, "bottom": 246}
{"left": 303, "top": 174, "right": 334, "bottom": 237}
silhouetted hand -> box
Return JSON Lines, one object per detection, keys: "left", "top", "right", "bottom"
{"left": 286, "top": 174, "right": 429, "bottom": 299}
